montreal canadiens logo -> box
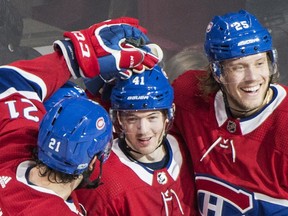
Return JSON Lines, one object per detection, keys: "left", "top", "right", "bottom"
{"left": 196, "top": 175, "right": 254, "bottom": 215}
{"left": 96, "top": 117, "right": 105, "bottom": 130}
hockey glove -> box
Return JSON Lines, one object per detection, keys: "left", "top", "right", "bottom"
{"left": 54, "top": 17, "right": 162, "bottom": 81}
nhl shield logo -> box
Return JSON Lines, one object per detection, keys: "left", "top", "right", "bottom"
{"left": 227, "top": 120, "right": 236, "bottom": 133}
{"left": 157, "top": 172, "right": 168, "bottom": 185}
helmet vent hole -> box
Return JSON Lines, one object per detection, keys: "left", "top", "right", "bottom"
{"left": 58, "top": 106, "right": 63, "bottom": 114}
{"left": 51, "top": 106, "right": 63, "bottom": 125}
{"left": 51, "top": 118, "right": 56, "bottom": 126}
{"left": 156, "top": 93, "right": 164, "bottom": 102}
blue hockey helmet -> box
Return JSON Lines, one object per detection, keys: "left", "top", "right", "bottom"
{"left": 44, "top": 81, "right": 87, "bottom": 111}
{"left": 204, "top": 10, "right": 277, "bottom": 77}
{"left": 110, "top": 65, "right": 174, "bottom": 120}
{"left": 38, "top": 97, "right": 113, "bottom": 175}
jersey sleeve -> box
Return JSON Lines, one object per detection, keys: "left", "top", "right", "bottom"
{"left": 0, "top": 52, "right": 71, "bottom": 167}
{"left": 7, "top": 52, "right": 71, "bottom": 101}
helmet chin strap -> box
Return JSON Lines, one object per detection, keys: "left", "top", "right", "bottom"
{"left": 228, "top": 104, "right": 263, "bottom": 117}
{"left": 76, "top": 160, "right": 103, "bottom": 189}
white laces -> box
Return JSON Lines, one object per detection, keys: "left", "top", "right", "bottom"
{"left": 161, "top": 189, "right": 184, "bottom": 215}
{"left": 200, "top": 136, "right": 236, "bottom": 163}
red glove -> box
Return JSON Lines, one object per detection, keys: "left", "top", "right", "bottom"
{"left": 120, "top": 42, "right": 163, "bottom": 73}
{"left": 54, "top": 17, "right": 162, "bottom": 80}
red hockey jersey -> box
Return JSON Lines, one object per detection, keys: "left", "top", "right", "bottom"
{"left": 172, "top": 70, "right": 288, "bottom": 215}
{"left": 76, "top": 134, "right": 197, "bottom": 216}
{"left": 0, "top": 53, "right": 85, "bottom": 215}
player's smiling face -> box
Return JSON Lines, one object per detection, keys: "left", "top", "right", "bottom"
{"left": 119, "top": 110, "right": 166, "bottom": 157}
{"left": 220, "top": 52, "right": 271, "bottom": 115}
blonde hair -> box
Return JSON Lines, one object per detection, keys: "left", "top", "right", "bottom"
{"left": 164, "top": 45, "right": 209, "bottom": 83}
{"left": 199, "top": 53, "right": 280, "bottom": 97}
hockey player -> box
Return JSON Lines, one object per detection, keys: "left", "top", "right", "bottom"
{"left": 0, "top": 66, "right": 113, "bottom": 216}
{"left": 0, "top": 17, "right": 162, "bottom": 215}
{"left": 76, "top": 65, "right": 197, "bottom": 216}
{"left": 171, "top": 10, "right": 288, "bottom": 215}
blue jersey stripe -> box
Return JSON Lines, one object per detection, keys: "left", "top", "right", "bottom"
{"left": 0, "top": 66, "right": 47, "bottom": 101}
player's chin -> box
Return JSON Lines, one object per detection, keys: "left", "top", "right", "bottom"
{"left": 242, "top": 100, "right": 262, "bottom": 111}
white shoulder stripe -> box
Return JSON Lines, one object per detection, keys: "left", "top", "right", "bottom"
{"left": 0, "top": 87, "right": 41, "bottom": 101}
{"left": 254, "top": 192, "right": 288, "bottom": 206}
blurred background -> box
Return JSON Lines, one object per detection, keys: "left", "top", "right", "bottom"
{"left": 3, "top": 0, "right": 288, "bottom": 84}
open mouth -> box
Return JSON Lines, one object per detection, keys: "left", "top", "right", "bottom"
{"left": 137, "top": 137, "right": 152, "bottom": 146}
{"left": 241, "top": 84, "right": 261, "bottom": 94}
{"left": 138, "top": 137, "right": 151, "bottom": 142}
